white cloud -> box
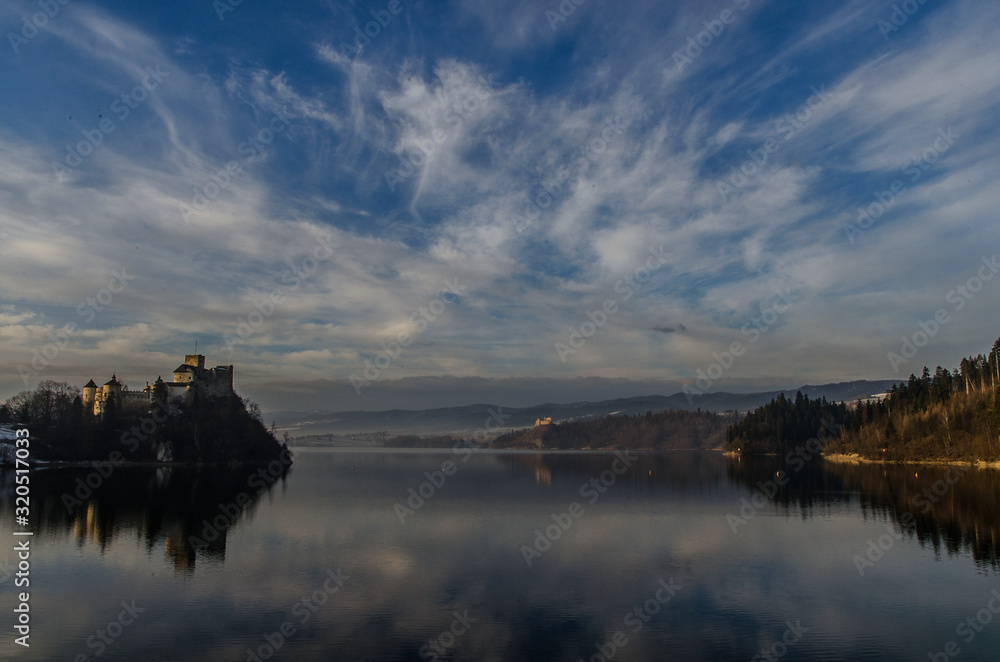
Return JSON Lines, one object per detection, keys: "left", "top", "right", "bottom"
{"left": 0, "top": 0, "right": 997, "bottom": 409}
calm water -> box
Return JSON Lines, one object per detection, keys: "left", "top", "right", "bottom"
{"left": 1, "top": 449, "right": 999, "bottom": 661}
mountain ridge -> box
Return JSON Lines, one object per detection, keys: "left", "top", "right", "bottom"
{"left": 274, "top": 379, "right": 897, "bottom": 439}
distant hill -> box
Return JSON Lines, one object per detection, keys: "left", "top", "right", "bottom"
{"left": 275, "top": 380, "right": 897, "bottom": 441}
{"left": 492, "top": 409, "right": 738, "bottom": 451}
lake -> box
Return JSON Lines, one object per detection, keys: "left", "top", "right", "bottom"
{"left": 1, "top": 448, "right": 999, "bottom": 661}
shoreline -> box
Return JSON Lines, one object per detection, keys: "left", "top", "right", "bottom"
{"left": 0, "top": 455, "right": 292, "bottom": 470}
{"left": 821, "top": 452, "right": 1000, "bottom": 470}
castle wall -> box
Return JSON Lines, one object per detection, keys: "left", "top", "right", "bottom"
{"left": 173, "top": 370, "right": 195, "bottom": 383}
{"left": 202, "top": 366, "right": 235, "bottom": 397}
{"left": 87, "top": 355, "right": 233, "bottom": 416}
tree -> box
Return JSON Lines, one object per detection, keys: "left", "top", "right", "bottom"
{"left": 931, "top": 366, "right": 953, "bottom": 405}
{"left": 725, "top": 391, "right": 851, "bottom": 454}
{"left": 241, "top": 397, "right": 263, "bottom": 423}
{"left": 991, "top": 338, "right": 1000, "bottom": 389}
{"left": 3, "top": 381, "right": 80, "bottom": 426}
{"left": 101, "top": 395, "right": 118, "bottom": 436}
{"left": 152, "top": 377, "right": 168, "bottom": 404}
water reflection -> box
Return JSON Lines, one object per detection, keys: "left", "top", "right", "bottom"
{"left": 3, "top": 452, "right": 997, "bottom": 570}
{"left": 0, "top": 462, "right": 289, "bottom": 572}
{"left": 725, "top": 454, "right": 1000, "bottom": 569}
{"left": 0, "top": 450, "right": 998, "bottom": 661}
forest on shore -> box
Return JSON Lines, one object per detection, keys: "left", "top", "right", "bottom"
{"left": 726, "top": 337, "right": 1000, "bottom": 463}
{"left": 413, "top": 337, "right": 1000, "bottom": 462}
{"left": 489, "top": 409, "right": 737, "bottom": 451}
{"left": 12, "top": 337, "right": 996, "bottom": 465}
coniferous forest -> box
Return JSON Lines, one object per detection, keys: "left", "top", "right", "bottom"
{"left": 828, "top": 339, "right": 1000, "bottom": 462}
{"left": 727, "top": 337, "right": 1000, "bottom": 462}
{"left": 6, "top": 338, "right": 998, "bottom": 463}
{"left": 724, "top": 392, "right": 851, "bottom": 455}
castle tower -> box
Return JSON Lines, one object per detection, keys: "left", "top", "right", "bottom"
{"left": 82, "top": 379, "right": 98, "bottom": 414}
{"left": 173, "top": 363, "right": 196, "bottom": 384}
{"left": 101, "top": 374, "right": 122, "bottom": 411}
{"left": 104, "top": 374, "right": 122, "bottom": 395}
{"left": 185, "top": 354, "right": 205, "bottom": 369}
{"left": 94, "top": 374, "right": 122, "bottom": 416}
{"left": 211, "top": 364, "right": 235, "bottom": 394}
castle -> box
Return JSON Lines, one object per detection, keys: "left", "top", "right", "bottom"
{"left": 83, "top": 354, "right": 234, "bottom": 416}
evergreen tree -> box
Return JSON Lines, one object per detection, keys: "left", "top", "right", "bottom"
{"left": 152, "top": 376, "right": 168, "bottom": 404}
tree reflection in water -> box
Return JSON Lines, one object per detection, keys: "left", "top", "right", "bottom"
{"left": 726, "top": 455, "right": 1000, "bottom": 569}
{"left": 1, "top": 463, "right": 290, "bottom": 573}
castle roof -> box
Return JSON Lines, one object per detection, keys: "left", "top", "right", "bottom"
{"left": 104, "top": 374, "right": 120, "bottom": 386}
{"left": 84, "top": 379, "right": 97, "bottom": 388}
{"left": 173, "top": 364, "right": 197, "bottom": 373}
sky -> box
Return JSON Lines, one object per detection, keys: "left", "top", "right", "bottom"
{"left": 0, "top": 0, "right": 998, "bottom": 412}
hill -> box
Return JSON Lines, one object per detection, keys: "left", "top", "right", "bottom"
{"left": 826, "top": 342, "right": 1000, "bottom": 463}
{"left": 276, "top": 380, "right": 896, "bottom": 441}
{"left": 491, "top": 409, "right": 738, "bottom": 451}
{"left": 725, "top": 338, "right": 1000, "bottom": 463}
{"left": 0, "top": 380, "right": 287, "bottom": 465}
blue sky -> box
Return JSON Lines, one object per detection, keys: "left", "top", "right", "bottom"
{"left": 1, "top": 0, "right": 998, "bottom": 411}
